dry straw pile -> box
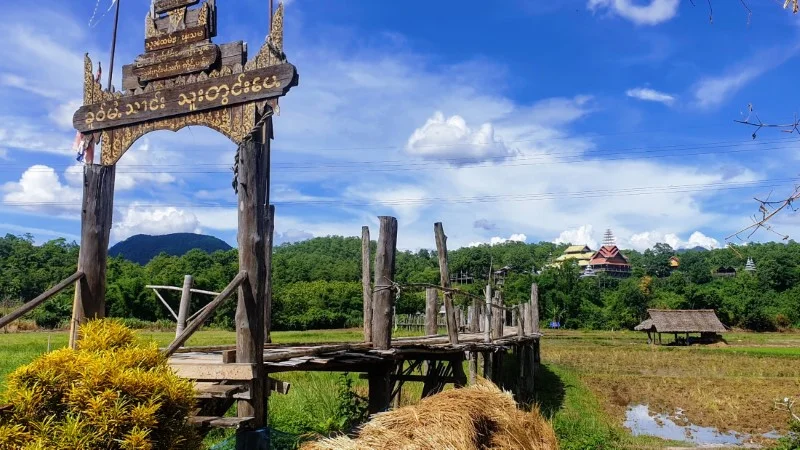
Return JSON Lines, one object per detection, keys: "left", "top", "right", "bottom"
{"left": 0, "top": 319, "right": 198, "bottom": 450}
{"left": 302, "top": 379, "right": 557, "bottom": 450}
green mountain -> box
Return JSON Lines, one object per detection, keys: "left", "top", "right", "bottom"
{"left": 109, "top": 233, "right": 232, "bottom": 265}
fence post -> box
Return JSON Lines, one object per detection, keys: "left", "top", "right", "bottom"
{"left": 484, "top": 284, "right": 492, "bottom": 343}
{"left": 362, "top": 226, "right": 372, "bottom": 343}
{"left": 175, "top": 275, "right": 193, "bottom": 337}
{"left": 529, "top": 283, "right": 540, "bottom": 335}
{"left": 434, "top": 223, "right": 458, "bottom": 345}
{"left": 372, "top": 217, "right": 398, "bottom": 350}
{"left": 425, "top": 288, "right": 438, "bottom": 336}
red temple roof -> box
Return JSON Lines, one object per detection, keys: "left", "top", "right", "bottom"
{"left": 589, "top": 245, "right": 630, "bottom": 267}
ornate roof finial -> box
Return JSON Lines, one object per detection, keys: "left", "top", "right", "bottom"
{"left": 603, "top": 229, "right": 616, "bottom": 247}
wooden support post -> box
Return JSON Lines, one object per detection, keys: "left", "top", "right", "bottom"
{"left": 451, "top": 355, "right": 467, "bottom": 388}
{"left": 235, "top": 134, "right": 268, "bottom": 428}
{"left": 469, "top": 351, "right": 478, "bottom": 385}
{"left": 517, "top": 306, "right": 525, "bottom": 337}
{"left": 484, "top": 285, "right": 492, "bottom": 343}
{"left": 264, "top": 205, "right": 275, "bottom": 344}
{"left": 470, "top": 294, "right": 481, "bottom": 333}
{"left": 483, "top": 351, "right": 492, "bottom": 379}
{"left": 175, "top": 275, "right": 193, "bottom": 337}
{"left": 372, "top": 217, "right": 398, "bottom": 350}
{"left": 434, "top": 223, "right": 458, "bottom": 345}
{"left": 529, "top": 283, "right": 540, "bottom": 335}
{"left": 362, "top": 226, "right": 372, "bottom": 343}
{"left": 368, "top": 363, "right": 393, "bottom": 414}
{"left": 70, "top": 164, "right": 116, "bottom": 349}
{"left": 492, "top": 291, "right": 503, "bottom": 338}
{"left": 424, "top": 288, "right": 438, "bottom": 336}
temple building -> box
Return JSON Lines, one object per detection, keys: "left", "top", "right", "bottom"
{"left": 587, "top": 230, "right": 632, "bottom": 278}
{"left": 552, "top": 245, "right": 595, "bottom": 268}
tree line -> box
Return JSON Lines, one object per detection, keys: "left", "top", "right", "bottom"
{"left": 1, "top": 233, "right": 799, "bottom": 331}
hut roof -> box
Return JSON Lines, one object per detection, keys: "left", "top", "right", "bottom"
{"left": 634, "top": 309, "right": 726, "bottom": 333}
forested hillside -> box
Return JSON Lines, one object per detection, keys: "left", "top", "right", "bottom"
{"left": 108, "top": 233, "right": 232, "bottom": 265}
{"left": 1, "top": 233, "right": 799, "bottom": 331}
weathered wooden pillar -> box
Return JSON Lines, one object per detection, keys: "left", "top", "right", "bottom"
{"left": 175, "top": 275, "right": 193, "bottom": 337}
{"left": 372, "top": 217, "right": 398, "bottom": 350}
{"left": 434, "top": 223, "right": 458, "bottom": 345}
{"left": 517, "top": 306, "right": 525, "bottom": 338}
{"left": 492, "top": 291, "right": 504, "bottom": 338}
{"left": 468, "top": 351, "right": 478, "bottom": 385}
{"left": 529, "top": 283, "right": 540, "bottom": 335}
{"left": 236, "top": 133, "right": 268, "bottom": 427}
{"left": 484, "top": 285, "right": 492, "bottom": 343}
{"left": 362, "top": 226, "right": 372, "bottom": 343}
{"left": 470, "top": 294, "right": 481, "bottom": 333}
{"left": 424, "top": 288, "right": 438, "bottom": 336}
{"left": 69, "top": 164, "right": 116, "bottom": 349}
{"left": 264, "top": 205, "right": 275, "bottom": 344}
{"left": 368, "top": 362, "right": 393, "bottom": 414}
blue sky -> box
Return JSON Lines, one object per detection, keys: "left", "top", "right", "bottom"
{"left": 2, "top": 0, "right": 800, "bottom": 251}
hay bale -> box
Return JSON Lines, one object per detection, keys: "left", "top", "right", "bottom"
{"left": 302, "top": 379, "right": 557, "bottom": 450}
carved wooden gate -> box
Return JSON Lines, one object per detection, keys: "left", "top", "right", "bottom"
{"left": 69, "top": 0, "right": 298, "bottom": 436}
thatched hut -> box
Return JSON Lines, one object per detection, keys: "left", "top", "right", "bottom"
{"left": 634, "top": 309, "right": 727, "bottom": 345}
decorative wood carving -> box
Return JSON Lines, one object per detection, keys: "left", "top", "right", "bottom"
{"left": 75, "top": 1, "right": 294, "bottom": 165}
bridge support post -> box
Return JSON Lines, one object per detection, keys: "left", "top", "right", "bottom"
{"left": 371, "top": 216, "right": 398, "bottom": 350}
{"left": 235, "top": 124, "right": 269, "bottom": 440}
{"left": 70, "top": 164, "right": 116, "bottom": 349}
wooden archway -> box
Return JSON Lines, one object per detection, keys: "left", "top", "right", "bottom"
{"left": 69, "top": 0, "right": 298, "bottom": 434}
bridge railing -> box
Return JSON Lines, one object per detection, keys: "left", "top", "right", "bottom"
{"left": 0, "top": 271, "right": 84, "bottom": 329}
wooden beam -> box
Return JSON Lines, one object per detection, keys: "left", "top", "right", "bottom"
{"left": 146, "top": 285, "right": 221, "bottom": 296}
{"left": 0, "top": 272, "right": 83, "bottom": 329}
{"left": 424, "top": 288, "right": 438, "bottom": 336}
{"left": 236, "top": 135, "right": 269, "bottom": 427}
{"left": 371, "top": 216, "right": 398, "bottom": 350}
{"left": 70, "top": 164, "right": 116, "bottom": 349}
{"left": 171, "top": 363, "right": 257, "bottom": 381}
{"left": 434, "top": 223, "right": 458, "bottom": 345}
{"left": 164, "top": 271, "right": 247, "bottom": 356}
{"left": 362, "top": 226, "right": 372, "bottom": 343}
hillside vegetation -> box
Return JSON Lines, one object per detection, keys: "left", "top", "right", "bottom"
{"left": 108, "top": 233, "right": 232, "bottom": 265}
{"left": 1, "top": 233, "right": 799, "bottom": 331}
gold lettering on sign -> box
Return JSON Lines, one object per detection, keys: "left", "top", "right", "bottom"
{"left": 134, "top": 44, "right": 217, "bottom": 69}
{"left": 177, "top": 73, "right": 281, "bottom": 111}
{"left": 154, "top": 0, "right": 198, "bottom": 14}
{"left": 145, "top": 26, "right": 208, "bottom": 52}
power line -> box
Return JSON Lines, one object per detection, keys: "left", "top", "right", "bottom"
{"left": 3, "top": 177, "right": 796, "bottom": 208}
{"left": 1, "top": 137, "right": 797, "bottom": 174}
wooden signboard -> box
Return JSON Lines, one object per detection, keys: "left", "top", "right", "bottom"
{"left": 154, "top": 0, "right": 199, "bottom": 14}
{"left": 73, "top": 63, "right": 297, "bottom": 133}
{"left": 133, "top": 44, "right": 219, "bottom": 81}
{"left": 146, "top": 25, "right": 208, "bottom": 52}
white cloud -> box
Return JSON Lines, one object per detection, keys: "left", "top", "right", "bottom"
{"left": 469, "top": 234, "right": 527, "bottom": 247}
{"left": 2, "top": 165, "right": 81, "bottom": 214}
{"left": 113, "top": 204, "right": 202, "bottom": 241}
{"left": 588, "top": 0, "right": 680, "bottom": 26}
{"left": 114, "top": 139, "right": 177, "bottom": 191}
{"left": 554, "top": 225, "right": 599, "bottom": 250}
{"left": 692, "top": 67, "right": 762, "bottom": 109}
{"left": 627, "top": 230, "right": 720, "bottom": 251}
{"left": 49, "top": 99, "right": 82, "bottom": 131}
{"left": 406, "top": 112, "right": 514, "bottom": 165}
{"left": 626, "top": 87, "right": 675, "bottom": 105}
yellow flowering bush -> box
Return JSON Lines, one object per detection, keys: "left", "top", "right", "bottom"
{"left": 0, "top": 319, "right": 199, "bottom": 450}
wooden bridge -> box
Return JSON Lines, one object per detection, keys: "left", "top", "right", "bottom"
{"left": 0, "top": 1, "right": 543, "bottom": 447}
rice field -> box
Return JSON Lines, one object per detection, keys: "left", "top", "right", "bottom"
{"left": 2, "top": 328, "right": 798, "bottom": 448}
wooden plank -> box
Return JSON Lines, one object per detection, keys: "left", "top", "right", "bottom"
{"left": 73, "top": 63, "right": 297, "bottom": 133}
{"left": 434, "top": 223, "right": 458, "bottom": 345}
{"left": 194, "top": 383, "right": 246, "bottom": 399}
{"left": 154, "top": 0, "right": 199, "bottom": 14}
{"left": 236, "top": 134, "right": 268, "bottom": 427}
{"left": 154, "top": 6, "right": 213, "bottom": 35}
{"left": 362, "top": 226, "right": 372, "bottom": 343}
{"left": 371, "top": 217, "right": 398, "bottom": 350}
{"left": 0, "top": 272, "right": 83, "bottom": 329}
{"left": 164, "top": 271, "right": 247, "bottom": 356}
{"left": 146, "top": 26, "right": 208, "bottom": 52}
{"left": 530, "top": 283, "right": 540, "bottom": 335}
{"left": 134, "top": 43, "right": 217, "bottom": 68}
{"left": 219, "top": 41, "right": 246, "bottom": 67}
{"left": 171, "top": 363, "right": 257, "bottom": 380}
{"left": 122, "top": 64, "right": 140, "bottom": 91}
{"left": 70, "top": 165, "right": 116, "bottom": 349}
{"left": 189, "top": 416, "right": 254, "bottom": 429}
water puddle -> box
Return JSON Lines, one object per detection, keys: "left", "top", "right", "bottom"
{"left": 624, "top": 404, "right": 778, "bottom": 447}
